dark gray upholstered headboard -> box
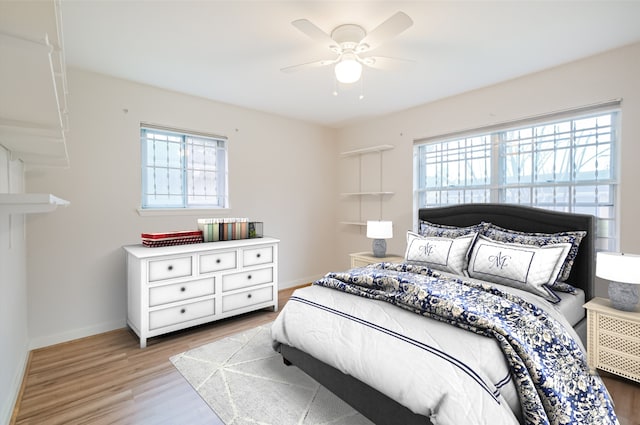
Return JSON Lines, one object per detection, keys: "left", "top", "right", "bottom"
{"left": 418, "top": 204, "right": 596, "bottom": 301}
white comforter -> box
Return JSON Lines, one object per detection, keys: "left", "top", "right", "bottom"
{"left": 271, "top": 279, "right": 585, "bottom": 425}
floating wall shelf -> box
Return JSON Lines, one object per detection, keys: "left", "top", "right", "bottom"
{"left": 340, "top": 144, "right": 394, "bottom": 158}
{"left": 0, "top": 193, "right": 70, "bottom": 214}
{"left": 340, "top": 191, "right": 395, "bottom": 197}
{"left": 339, "top": 144, "right": 395, "bottom": 226}
{"left": 339, "top": 221, "right": 367, "bottom": 226}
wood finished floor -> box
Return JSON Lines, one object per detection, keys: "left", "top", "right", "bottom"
{"left": 12, "top": 287, "right": 640, "bottom": 425}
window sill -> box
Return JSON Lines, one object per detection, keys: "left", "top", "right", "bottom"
{"left": 136, "top": 207, "right": 232, "bottom": 217}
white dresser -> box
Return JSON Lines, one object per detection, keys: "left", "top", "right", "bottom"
{"left": 124, "top": 237, "right": 279, "bottom": 348}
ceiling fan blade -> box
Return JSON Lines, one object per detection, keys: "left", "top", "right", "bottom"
{"left": 280, "top": 58, "right": 337, "bottom": 73}
{"left": 359, "top": 55, "right": 415, "bottom": 70}
{"left": 359, "top": 11, "right": 413, "bottom": 52}
{"left": 291, "top": 19, "right": 338, "bottom": 50}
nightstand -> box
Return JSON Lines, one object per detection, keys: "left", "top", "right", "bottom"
{"left": 584, "top": 297, "right": 640, "bottom": 383}
{"left": 350, "top": 252, "right": 404, "bottom": 268}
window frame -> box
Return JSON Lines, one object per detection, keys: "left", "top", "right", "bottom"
{"left": 140, "top": 125, "right": 229, "bottom": 212}
{"left": 413, "top": 103, "right": 621, "bottom": 251}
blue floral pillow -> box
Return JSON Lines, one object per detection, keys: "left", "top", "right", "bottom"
{"left": 419, "top": 220, "right": 488, "bottom": 239}
{"left": 482, "top": 223, "right": 586, "bottom": 291}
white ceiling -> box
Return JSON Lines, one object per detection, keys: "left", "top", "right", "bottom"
{"left": 60, "top": 1, "right": 640, "bottom": 128}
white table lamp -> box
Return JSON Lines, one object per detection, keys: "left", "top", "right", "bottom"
{"left": 596, "top": 252, "right": 640, "bottom": 311}
{"left": 367, "top": 220, "right": 393, "bottom": 258}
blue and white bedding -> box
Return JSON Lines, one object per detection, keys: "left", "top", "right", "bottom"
{"left": 271, "top": 263, "right": 618, "bottom": 425}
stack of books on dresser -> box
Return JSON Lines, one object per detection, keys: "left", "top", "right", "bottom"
{"left": 197, "top": 218, "right": 253, "bottom": 242}
{"left": 140, "top": 230, "right": 204, "bottom": 247}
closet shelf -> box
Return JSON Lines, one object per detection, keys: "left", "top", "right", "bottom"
{"left": 0, "top": 193, "right": 70, "bottom": 214}
{"left": 0, "top": 1, "right": 70, "bottom": 169}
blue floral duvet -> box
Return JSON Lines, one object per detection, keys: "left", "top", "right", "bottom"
{"left": 310, "top": 263, "right": 619, "bottom": 425}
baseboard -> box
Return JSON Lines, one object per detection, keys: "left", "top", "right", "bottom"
{"left": 28, "top": 319, "right": 126, "bottom": 350}
{"left": 2, "top": 346, "right": 29, "bottom": 425}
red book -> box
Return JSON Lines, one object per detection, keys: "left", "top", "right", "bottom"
{"left": 141, "top": 230, "right": 202, "bottom": 240}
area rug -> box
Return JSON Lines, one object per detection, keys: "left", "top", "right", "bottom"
{"left": 170, "top": 323, "right": 373, "bottom": 425}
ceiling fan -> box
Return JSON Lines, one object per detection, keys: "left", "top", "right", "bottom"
{"left": 281, "top": 11, "right": 414, "bottom": 85}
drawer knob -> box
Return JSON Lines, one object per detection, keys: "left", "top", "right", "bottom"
{"left": 216, "top": 258, "right": 221, "bottom": 264}
{"left": 180, "top": 287, "right": 186, "bottom": 292}
{"left": 168, "top": 265, "right": 173, "bottom": 271}
{"left": 256, "top": 253, "right": 261, "bottom": 258}
{"left": 180, "top": 308, "right": 186, "bottom": 314}
{"left": 247, "top": 293, "right": 252, "bottom": 299}
{"left": 247, "top": 274, "right": 252, "bottom": 280}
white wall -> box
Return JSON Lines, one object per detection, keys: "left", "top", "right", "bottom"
{"left": 0, "top": 146, "right": 29, "bottom": 425}
{"left": 15, "top": 37, "right": 640, "bottom": 355}
{"left": 25, "top": 68, "right": 338, "bottom": 348}
{"left": 336, "top": 43, "right": 640, "bottom": 288}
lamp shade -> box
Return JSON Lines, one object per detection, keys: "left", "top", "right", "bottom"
{"left": 334, "top": 54, "right": 362, "bottom": 84}
{"left": 596, "top": 252, "right": 640, "bottom": 284}
{"left": 366, "top": 221, "right": 393, "bottom": 239}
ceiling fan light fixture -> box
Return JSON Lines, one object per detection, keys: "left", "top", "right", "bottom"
{"left": 334, "top": 55, "right": 362, "bottom": 84}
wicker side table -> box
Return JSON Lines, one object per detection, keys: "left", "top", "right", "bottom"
{"left": 584, "top": 297, "right": 640, "bottom": 383}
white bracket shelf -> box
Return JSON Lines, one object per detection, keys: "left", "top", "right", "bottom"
{"left": 340, "top": 144, "right": 394, "bottom": 157}
{"left": 339, "top": 144, "right": 394, "bottom": 225}
{"left": 340, "top": 221, "right": 367, "bottom": 226}
{"left": 340, "top": 191, "right": 395, "bottom": 196}
{"left": 0, "top": 193, "right": 70, "bottom": 214}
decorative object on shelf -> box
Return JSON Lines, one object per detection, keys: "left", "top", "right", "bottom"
{"left": 140, "top": 230, "right": 203, "bottom": 247}
{"left": 596, "top": 251, "right": 640, "bottom": 311}
{"left": 367, "top": 220, "right": 393, "bottom": 258}
{"left": 249, "top": 221, "right": 263, "bottom": 238}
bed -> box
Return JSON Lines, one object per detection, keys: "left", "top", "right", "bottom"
{"left": 271, "top": 204, "right": 618, "bottom": 425}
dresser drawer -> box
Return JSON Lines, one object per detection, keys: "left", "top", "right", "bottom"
{"left": 242, "top": 246, "right": 273, "bottom": 267}
{"left": 200, "top": 250, "right": 237, "bottom": 274}
{"left": 222, "top": 267, "right": 273, "bottom": 292}
{"left": 148, "top": 278, "right": 215, "bottom": 307}
{"left": 149, "top": 299, "right": 215, "bottom": 330}
{"left": 222, "top": 286, "right": 273, "bottom": 313}
{"left": 148, "top": 256, "right": 193, "bottom": 282}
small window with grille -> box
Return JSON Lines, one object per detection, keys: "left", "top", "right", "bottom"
{"left": 140, "top": 125, "right": 228, "bottom": 209}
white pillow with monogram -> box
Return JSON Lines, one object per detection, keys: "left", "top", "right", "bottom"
{"left": 467, "top": 235, "right": 571, "bottom": 303}
{"left": 405, "top": 231, "right": 477, "bottom": 276}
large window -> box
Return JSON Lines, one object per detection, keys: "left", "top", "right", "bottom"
{"left": 141, "top": 125, "right": 228, "bottom": 209}
{"left": 413, "top": 105, "right": 620, "bottom": 251}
